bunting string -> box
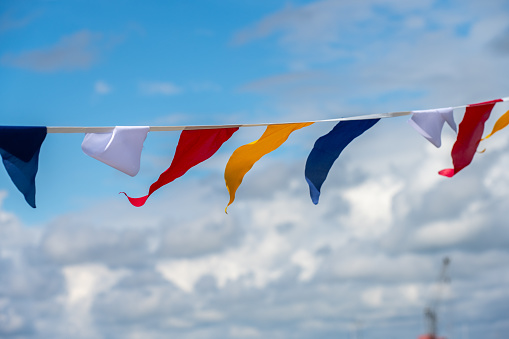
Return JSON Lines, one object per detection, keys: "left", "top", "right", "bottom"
{"left": 1, "top": 97, "right": 509, "bottom": 208}
{"left": 44, "top": 97, "right": 509, "bottom": 133}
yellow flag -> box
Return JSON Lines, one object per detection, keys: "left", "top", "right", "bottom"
{"left": 224, "top": 122, "right": 313, "bottom": 212}
{"left": 482, "top": 109, "right": 509, "bottom": 141}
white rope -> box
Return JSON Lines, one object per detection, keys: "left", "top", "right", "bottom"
{"left": 46, "top": 111, "right": 412, "bottom": 134}
{"left": 45, "top": 98, "right": 509, "bottom": 134}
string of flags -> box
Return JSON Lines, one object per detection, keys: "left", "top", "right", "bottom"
{"left": 1, "top": 97, "right": 508, "bottom": 209}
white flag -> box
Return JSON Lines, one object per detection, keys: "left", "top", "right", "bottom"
{"left": 408, "top": 108, "right": 456, "bottom": 147}
{"left": 82, "top": 126, "right": 150, "bottom": 176}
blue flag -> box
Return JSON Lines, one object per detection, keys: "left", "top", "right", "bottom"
{"left": 0, "top": 126, "right": 47, "bottom": 208}
{"left": 305, "top": 119, "right": 379, "bottom": 204}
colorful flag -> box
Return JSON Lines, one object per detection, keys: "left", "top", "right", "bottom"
{"left": 481, "top": 109, "right": 509, "bottom": 141}
{"left": 81, "top": 126, "right": 150, "bottom": 176}
{"left": 224, "top": 122, "right": 313, "bottom": 212}
{"left": 0, "top": 126, "right": 47, "bottom": 208}
{"left": 408, "top": 108, "right": 456, "bottom": 147}
{"left": 305, "top": 119, "right": 380, "bottom": 204}
{"left": 439, "top": 99, "right": 503, "bottom": 177}
{"left": 123, "top": 127, "right": 238, "bottom": 207}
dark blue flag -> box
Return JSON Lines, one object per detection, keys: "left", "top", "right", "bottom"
{"left": 305, "top": 119, "right": 379, "bottom": 204}
{"left": 0, "top": 126, "right": 47, "bottom": 208}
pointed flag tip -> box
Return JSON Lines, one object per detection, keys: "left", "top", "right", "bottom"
{"left": 225, "top": 201, "right": 232, "bottom": 214}
{"left": 120, "top": 192, "right": 147, "bottom": 207}
{"left": 306, "top": 176, "right": 321, "bottom": 205}
{"left": 438, "top": 168, "right": 455, "bottom": 178}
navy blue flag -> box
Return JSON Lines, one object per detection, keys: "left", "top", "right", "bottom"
{"left": 0, "top": 126, "right": 47, "bottom": 208}
{"left": 305, "top": 119, "right": 380, "bottom": 205}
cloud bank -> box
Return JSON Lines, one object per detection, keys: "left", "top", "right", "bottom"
{"left": 2, "top": 103, "right": 509, "bottom": 338}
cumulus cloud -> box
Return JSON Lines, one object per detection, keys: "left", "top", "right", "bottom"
{"left": 41, "top": 222, "right": 154, "bottom": 267}
{"left": 4, "top": 83, "right": 509, "bottom": 339}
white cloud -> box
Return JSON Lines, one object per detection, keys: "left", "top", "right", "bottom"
{"left": 140, "top": 81, "right": 181, "bottom": 96}
{"left": 340, "top": 176, "right": 403, "bottom": 237}
{"left": 62, "top": 264, "right": 127, "bottom": 337}
{"left": 1, "top": 30, "right": 103, "bottom": 72}
{"left": 361, "top": 287, "right": 384, "bottom": 307}
{"left": 229, "top": 326, "right": 260, "bottom": 338}
{"left": 235, "top": 0, "right": 509, "bottom": 113}
{"left": 2, "top": 1, "right": 509, "bottom": 338}
{"left": 291, "top": 249, "right": 318, "bottom": 281}
{"left": 3, "top": 137, "right": 509, "bottom": 338}
{"left": 3, "top": 102, "right": 509, "bottom": 338}
{"left": 94, "top": 80, "right": 111, "bottom": 94}
{"left": 0, "top": 300, "right": 25, "bottom": 334}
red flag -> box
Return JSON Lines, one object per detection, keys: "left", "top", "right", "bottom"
{"left": 439, "top": 99, "right": 502, "bottom": 177}
{"left": 122, "top": 127, "right": 238, "bottom": 206}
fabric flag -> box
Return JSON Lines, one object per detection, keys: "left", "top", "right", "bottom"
{"left": 408, "top": 108, "right": 456, "bottom": 147}
{"left": 81, "top": 126, "right": 150, "bottom": 176}
{"left": 481, "top": 109, "right": 509, "bottom": 141}
{"left": 304, "top": 119, "right": 380, "bottom": 205}
{"left": 224, "top": 122, "right": 313, "bottom": 212}
{"left": 123, "top": 127, "right": 238, "bottom": 207}
{"left": 439, "top": 99, "right": 503, "bottom": 178}
{"left": 0, "top": 126, "right": 47, "bottom": 208}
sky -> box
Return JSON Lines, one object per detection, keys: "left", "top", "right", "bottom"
{"left": 1, "top": 0, "right": 509, "bottom": 338}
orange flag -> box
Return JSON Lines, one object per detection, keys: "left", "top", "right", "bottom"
{"left": 482, "top": 109, "right": 509, "bottom": 141}
{"left": 224, "top": 122, "right": 313, "bottom": 212}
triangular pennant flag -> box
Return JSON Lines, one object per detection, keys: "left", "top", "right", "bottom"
{"left": 0, "top": 126, "right": 47, "bottom": 208}
{"left": 408, "top": 108, "right": 456, "bottom": 147}
{"left": 481, "top": 109, "right": 509, "bottom": 141}
{"left": 81, "top": 126, "right": 150, "bottom": 176}
{"left": 439, "top": 99, "right": 502, "bottom": 178}
{"left": 304, "top": 119, "right": 379, "bottom": 205}
{"left": 123, "top": 127, "right": 238, "bottom": 207}
{"left": 224, "top": 122, "right": 313, "bottom": 212}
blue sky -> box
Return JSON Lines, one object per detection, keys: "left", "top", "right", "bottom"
{"left": 1, "top": 1, "right": 509, "bottom": 338}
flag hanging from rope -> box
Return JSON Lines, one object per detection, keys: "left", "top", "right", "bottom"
{"left": 123, "top": 127, "right": 239, "bottom": 207}
{"left": 408, "top": 108, "right": 456, "bottom": 148}
{"left": 0, "top": 126, "right": 47, "bottom": 208}
{"left": 304, "top": 119, "right": 379, "bottom": 205}
{"left": 224, "top": 122, "right": 313, "bottom": 212}
{"left": 1, "top": 96, "right": 508, "bottom": 208}
{"left": 82, "top": 126, "right": 150, "bottom": 176}
{"left": 439, "top": 99, "right": 502, "bottom": 178}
